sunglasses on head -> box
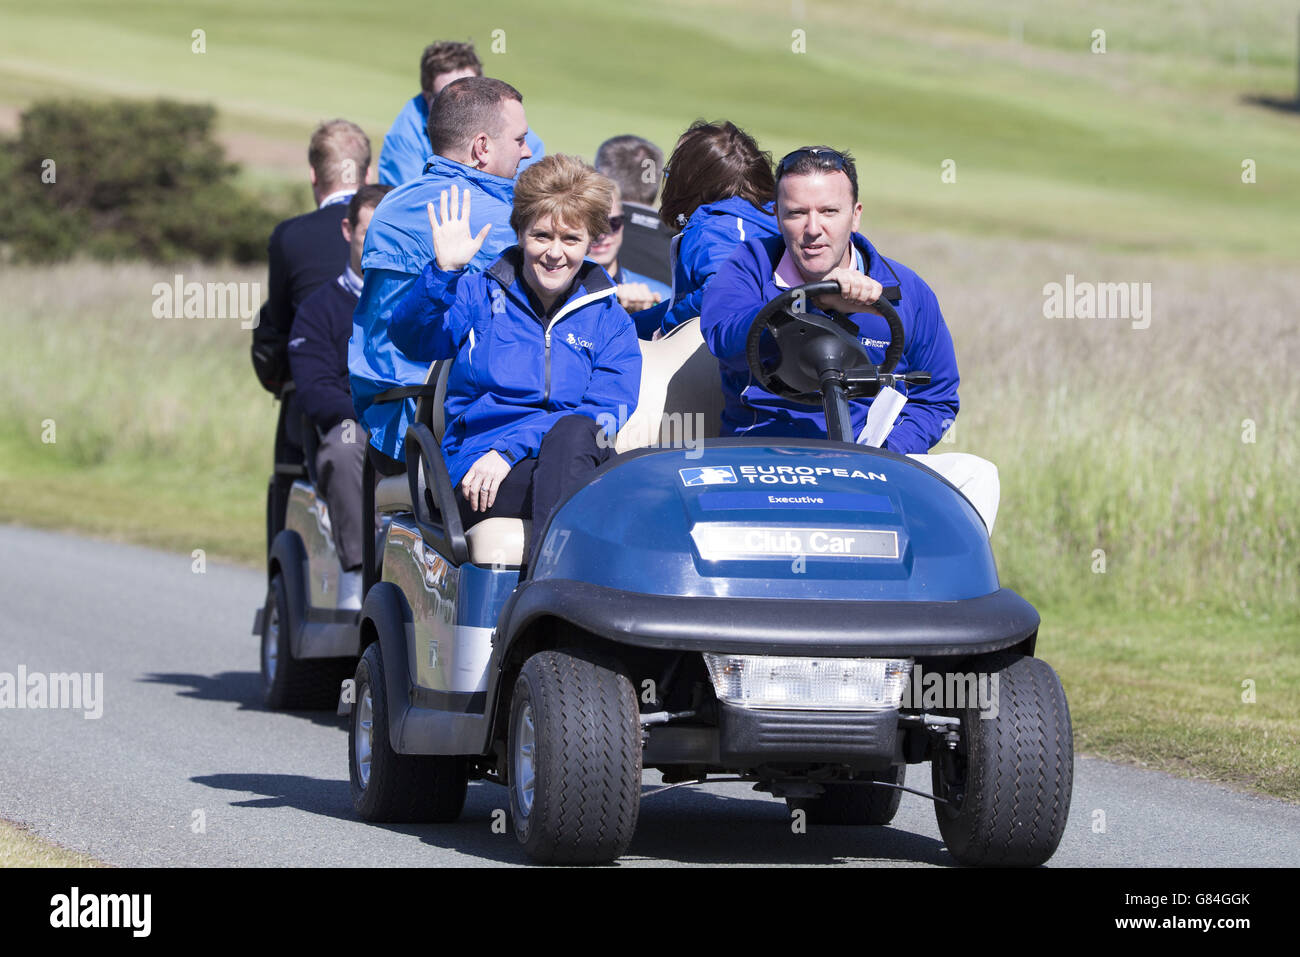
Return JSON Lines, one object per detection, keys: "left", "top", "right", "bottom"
{"left": 776, "top": 147, "right": 850, "bottom": 179}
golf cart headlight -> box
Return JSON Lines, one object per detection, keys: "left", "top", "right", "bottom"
{"left": 702, "top": 654, "right": 911, "bottom": 711}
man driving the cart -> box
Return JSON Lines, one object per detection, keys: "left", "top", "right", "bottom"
{"left": 700, "top": 146, "right": 1000, "bottom": 533}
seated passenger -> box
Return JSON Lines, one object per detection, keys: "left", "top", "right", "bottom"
{"left": 389, "top": 155, "right": 642, "bottom": 571}
{"left": 637, "top": 120, "right": 780, "bottom": 338}
{"left": 593, "top": 134, "right": 673, "bottom": 286}
{"left": 587, "top": 179, "right": 670, "bottom": 330}
{"left": 700, "top": 147, "right": 999, "bottom": 533}
{"left": 288, "top": 184, "right": 393, "bottom": 608}
{"left": 378, "top": 40, "right": 544, "bottom": 186}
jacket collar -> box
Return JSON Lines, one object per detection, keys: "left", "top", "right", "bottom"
{"left": 485, "top": 247, "right": 616, "bottom": 324}
{"left": 421, "top": 155, "right": 516, "bottom": 205}
{"left": 769, "top": 232, "right": 903, "bottom": 301}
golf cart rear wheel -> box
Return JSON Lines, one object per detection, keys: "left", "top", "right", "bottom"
{"left": 349, "top": 641, "right": 467, "bottom": 823}
{"left": 508, "top": 650, "right": 641, "bottom": 864}
{"left": 787, "top": 765, "right": 906, "bottom": 825}
{"left": 260, "top": 572, "right": 352, "bottom": 711}
{"left": 932, "top": 653, "right": 1073, "bottom": 867}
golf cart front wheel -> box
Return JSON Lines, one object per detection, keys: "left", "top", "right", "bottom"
{"left": 932, "top": 653, "right": 1073, "bottom": 867}
{"left": 508, "top": 650, "right": 641, "bottom": 864}
{"left": 349, "top": 641, "right": 467, "bottom": 823}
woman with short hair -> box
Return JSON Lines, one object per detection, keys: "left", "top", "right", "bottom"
{"left": 389, "top": 154, "right": 642, "bottom": 571}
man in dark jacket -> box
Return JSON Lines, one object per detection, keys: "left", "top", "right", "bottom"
{"left": 288, "top": 184, "right": 392, "bottom": 609}
{"left": 594, "top": 135, "right": 673, "bottom": 285}
{"left": 252, "top": 119, "right": 372, "bottom": 397}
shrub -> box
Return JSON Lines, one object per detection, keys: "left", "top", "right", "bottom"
{"left": 0, "top": 98, "right": 280, "bottom": 264}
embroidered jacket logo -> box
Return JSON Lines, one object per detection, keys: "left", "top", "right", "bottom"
{"left": 566, "top": 332, "right": 594, "bottom": 349}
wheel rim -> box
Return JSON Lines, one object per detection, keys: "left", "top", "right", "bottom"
{"left": 513, "top": 702, "right": 536, "bottom": 818}
{"left": 262, "top": 600, "right": 279, "bottom": 684}
{"left": 355, "top": 685, "right": 373, "bottom": 789}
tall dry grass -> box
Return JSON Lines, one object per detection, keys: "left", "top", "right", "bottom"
{"left": 879, "top": 227, "right": 1299, "bottom": 616}
{"left": 0, "top": 260, "right": 274, "bottom": 478}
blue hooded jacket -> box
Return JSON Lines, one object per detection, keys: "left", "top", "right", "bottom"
{"left": 378, "top": 93, "right": 545, "bottom": 187}
{"left": 389, "top": 248, "right": 642, "bottom": 487}
{"left": 637, "top": 197, "right": 779, "bottom": 337}
{"left": 699, "top": 232, "right": 960, "bottom": 455}
{"left": 349, "top": 156, "right": 517, "bottom": 462}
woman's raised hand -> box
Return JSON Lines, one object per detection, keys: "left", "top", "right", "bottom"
{"left": 427, "top": 185, "right": 492, "bottom": 272}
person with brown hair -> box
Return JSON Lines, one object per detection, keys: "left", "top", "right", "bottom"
{"left": 587, "top": 180, "right": 671, "bottom": 319}
{"left": 252, "top": 119, "right": 372, "bottom": 549}
{"left": 388, "top": 155, "right": 641, "bottom": 570}
{"left": 287, "top": 184, "right": 393, "bottom": 607}
{"left": 594, "top": 134, "right": 673, "bottom": 284}
{"left": 636, "top": 120, "right": 780, "bottom": 338}
{"left": 378, "top": 40, "right": 544, "bottom": 185}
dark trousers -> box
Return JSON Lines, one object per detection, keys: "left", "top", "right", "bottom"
{"left": 456, "top": 414, "right": 612, "bottom": 571}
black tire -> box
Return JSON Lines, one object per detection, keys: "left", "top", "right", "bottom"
{"left": 508, "top": 650, "right": 641, "bottom": 864}
{"left": 349, "top": 641, "right": 467, "bottom": 823}
{"left": 787, "top": 765, "right": 906, "bottom": 825}
{"left": 932, "top": 653, "right": 1073, "bottom": 867}
{"left": 260, "top": 573, "right": 352, "bottom": 711}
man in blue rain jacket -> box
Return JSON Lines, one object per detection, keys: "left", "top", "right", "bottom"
{"left": 350, "top": 76, "right": 534, "bottom": 469}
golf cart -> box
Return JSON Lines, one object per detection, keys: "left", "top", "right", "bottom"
{"left": 252, "top": 387, "right": 365, "bottom": 709}
{"left": 344, "top": 282, "right": 1074, "bottom": 866}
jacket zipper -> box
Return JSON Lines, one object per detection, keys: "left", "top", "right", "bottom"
{"left": 540, "top": 288, "right": 617, "bottom": 405}
{"left": 544, "top": 327, "right": 552, "bottom": 404}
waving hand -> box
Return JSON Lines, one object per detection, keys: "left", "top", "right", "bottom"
{"left": 427, "top": 184, "right": 492, "bottom": 271}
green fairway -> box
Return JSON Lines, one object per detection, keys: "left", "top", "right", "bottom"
{"left": 1, "top": 0, "right": 1297, "bottom": 256}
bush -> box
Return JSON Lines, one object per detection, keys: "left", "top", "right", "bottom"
{"left": 0, "top": 98, "right": 280, "bottom": 264}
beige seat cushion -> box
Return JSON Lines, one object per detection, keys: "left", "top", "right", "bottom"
{"left": 615, "top": 317, "right": 723, "bottom": 453}
{"left": 465, "top": 517, "right": 532, "bottom": 567}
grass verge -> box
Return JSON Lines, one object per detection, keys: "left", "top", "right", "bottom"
{"left": 0, "top": 819, "right": 104, "bottom": 868}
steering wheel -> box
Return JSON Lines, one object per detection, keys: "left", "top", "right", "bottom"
{"left": 744, "top": 280, "right": 905, "bottom": 405}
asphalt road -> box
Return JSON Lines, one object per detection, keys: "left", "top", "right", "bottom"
{"left": 1, "top": 523, "right": 1296, "bottom": 867}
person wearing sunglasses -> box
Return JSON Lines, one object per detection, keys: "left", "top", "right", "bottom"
{"left": 699, "top": 146, "right": 999, "bottom": 533}
{"left": 587, "top": 180, "right": 671, "bottom": 332}
{"left": 635, "top": 120, "right": 780, "bottom": 339}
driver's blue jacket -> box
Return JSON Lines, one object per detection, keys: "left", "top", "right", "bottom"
{"left": 349, "top": 156, "right": 517, "bottom": 463}
{"left": 388, "top": 248, "right": 642, "bottom": 487}
{"left": 699, "top": 232, "right": 960, "bottom": 455}
{"left": 378, "top": 93, "right": 545, "bottom": 186}
{"left": 637, "top": 197, "right": 779, "bottom": 337}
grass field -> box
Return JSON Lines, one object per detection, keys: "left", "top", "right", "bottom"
{"left": 1, "top": 1, "right": 1298, "bottom": 255}
{"left": 0, "top": 0, "right": 1297, "bottom": 802}
{"left": 0, "top": 818, "right": 103, "bottom": 867}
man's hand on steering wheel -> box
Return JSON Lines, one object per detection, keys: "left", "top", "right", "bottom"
{"left": 814, "top": 267, "right": 883, "bottom": 316}
{"left": 461, "top": 449, "right": 512, "bottom": 513}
